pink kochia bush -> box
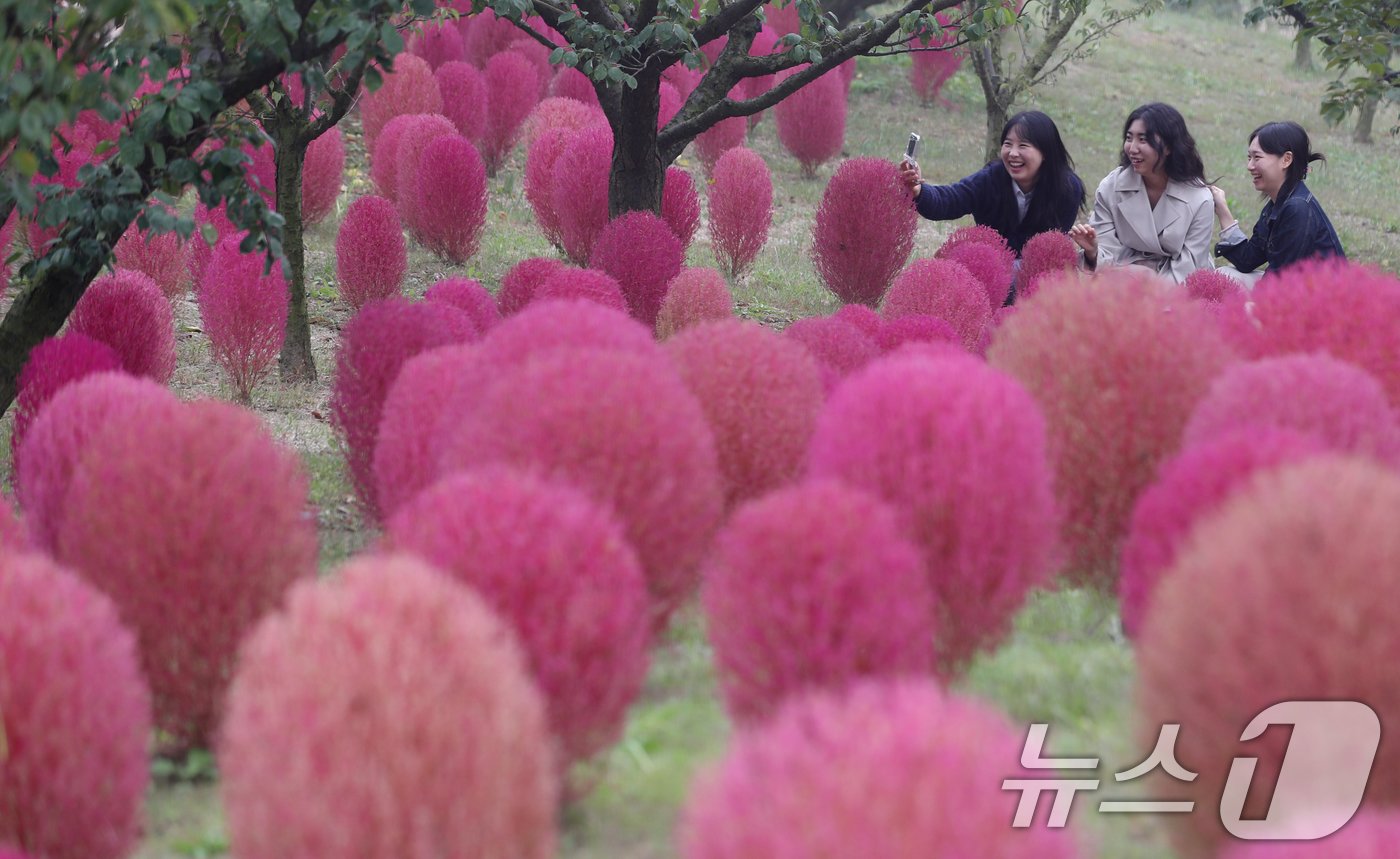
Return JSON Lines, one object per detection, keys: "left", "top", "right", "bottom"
{"left": 198, "top": 235, "right": 289, "bottom": 402}
{"left": 708, "top": 147, "right": 772, "bottom": 279}
{"left": 666, "top": 320, "right": 825, "bottom": 509}
{"left": 1219, "top": 810, "right": 1400, "bottom": 859}
{"left": 701, "top": 481, "right": 937, "bottom": 724}
{"left": 54, "top": 399, "right": 317, "bottom": 751}
{"left": 940, "top": 239, "right": 1015, "bottom": 307}
{"left": 938, "top": 223, "right": 1011, "bottom": 257}
{"left": 988, "top": 271, "right": 1235, "bottom": 589}
{"left": 360, "top": 54, "right": 442, "bottom": 152}
{"left": 0, "top": 553, "right": 151, "bottom": 859}
{"left": 411, "top": 135, "right": 488, "bottom": 264}
{"left": 774, "top": 66, "right": 846, "bottom": 176}
{"left": 68, "top": 269, "right": 176, "bottom": 382}
{"left": 1181, "top": 354, "right": 1400, "bottom": 467}
{"left": 782, "top": 316, "right": 879, "bottom": 393}
{"left": 909, "top": 19, "right": 963, "bottom": 105}
{"left": 335, "top": 195, "right": 407, "bottom": 309}
{"left": 435, "top": 61, "right": 489, "bottom": 144}
{"left": 523, "top": 96, "right": 602, "bottom": 149}
{"left": 383, "top": 469, "right": 651, "bottom": 770}
{"left": 409, "top": 20, "right": 465, "bottom": 70}
{"left": 219, "top": 554, "right": 557, "bottom": 859}
{"left": 694, "top": 115, "right": 747, "bottom": 174}
{"left": 330, "top": 298, "right": 478, "bottom": 520}
{"left": 368, "top": 112, "right": 427, "bottom": 203}
{"left": 656, "top": 268, "right": 734, "bottom": 339}
{"left": 112, "top": 211, "right": 190, "bottom": 299}
{"left": 552, "top": 125, "right": 613, "bottom": 263}
{"left": 424, "top": 277, "right": 500, "bottom": 333}
{"left": 1136, "top": 456, "right": 1400, "bottom": 858}
{"left": 498, "top": 256, "right": 567, "bottom": 315}
{"left": 534, "top": 266, "right": 628, "bottom": 313}
{"left": 807, "top": 353, "right": 1061, "bottom": 674}
{"left": 662, "top": 167, "right": 702, "bottom": 248}
{"left": 11, "top": 334, "right": 121, "bottom": 473}
{"left": 301, "top": 126, "right": 345, "bottom": 226}
{"left": 812, "top": 158, "right": 917, "bottom": 306}
{"left": 1183, "top": 267, "right": 1240, "bottom": 304}
{"left": 482, "top": 51, "right": 540, "bottom": 173}
{"left": 1118, "top": 428, "right": 1324, "bottom": 639}
{"left": 1016, "top": 230, "right": 1079, "bottom": 299}
{"left": 525, "top": 128, "right": 575, "bottom": 248}
{"left": 437, "top": 348, "right": 723, "bottom": 626}
{"left": 393, "top": 114, "right": 461, "bottom": 231}
{"left": 680, "top": 680, "right": 1086, "bottom": 859}
{"left": 589, "top": 211, "right": 685, "bottom": 328}
{"left": 882, "top": 258, "right": 993, "bottom": 352}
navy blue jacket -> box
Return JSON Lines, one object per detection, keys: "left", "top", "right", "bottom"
{"left": 914, "top": 161, "right": 1084, "bottom": 255}
{"left": 1215, "top": 181, "right": 1345, "bottom": 274}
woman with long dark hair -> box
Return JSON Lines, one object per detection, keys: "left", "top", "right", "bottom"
{"left": 1210, "top": 120, "right": 1344, "bottom": 286}
{"left": 1069, "top": 102, "right": 1215, "bottom": 284}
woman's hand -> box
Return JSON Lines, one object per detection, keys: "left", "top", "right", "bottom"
{"left": 897, "top": 159, "right": 922, "bottom": 199}
{"left": 1208, "top": 184, "right": 1235, "bottom": 226}
{"left": 1069, "top": 223, "right": 1098, "bottom": 266}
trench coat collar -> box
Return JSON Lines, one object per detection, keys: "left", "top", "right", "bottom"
{"left": 1111, "top": 166, "right": 1190, "bottom": 256}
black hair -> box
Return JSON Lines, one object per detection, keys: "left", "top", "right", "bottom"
{"left": 1118, "top": 102, "right": 1207, "bottom": 186}
{"left": 1249, "top": 120, "right": 1325, "bottom": 200}
{"left": 998, "top": 110, "right": 1086, "bottom": 232}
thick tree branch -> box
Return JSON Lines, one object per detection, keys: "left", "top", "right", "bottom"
{"left": 692, "top": 0, "right": 769, "bottom": 47}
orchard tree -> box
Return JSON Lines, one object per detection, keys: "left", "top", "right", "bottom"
{"left": 0, "top": 0, "right": 428, "bottom": 412}
{"left": 481, "top": 0, "right": 1008, "bottom": 216}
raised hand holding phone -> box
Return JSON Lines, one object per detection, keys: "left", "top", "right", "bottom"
{"left": 899, "top": 132, "right": 923, "bottom": 198}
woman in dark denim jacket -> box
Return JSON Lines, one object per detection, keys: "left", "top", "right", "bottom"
{"left": 1210, "top": 120, "right": 1345, "bottom": 287}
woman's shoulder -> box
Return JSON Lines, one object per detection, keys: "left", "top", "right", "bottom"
{"left": 1167, "top": 179, "right": 1213, "bottom": 206}
{"left": 1095, "top": 166, "right": 1128, "bottom": 194}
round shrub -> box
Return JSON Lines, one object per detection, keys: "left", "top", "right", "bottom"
{"left": 782, "top": 315, "right": 879, "bottom": 392}
{"left": 361, "top": 54, "right": 442, "bottom": 152}
{"left": 335, "top": 195, "right": 407, "bottom": 309}
{"left": 409, "top": 20, "right": 464, "bottom": 70}
{"left": 384, "top": 469, "right": 651, "bottom": 769}
{"left": 875, "top": 313, "right": 960, "bottom": 352}
{"left": 694, "top": 115, "right": 747, "bottom": 174}
{"left": 482, "top": 51, "right": 540, "bottom": 174}
{"left": 435, "top": 61, "right": 488, "bottom": 144}
{"left": 188, "top": 200, "right": 240, "bottom": 286}
{"left": 663, "top": 166, "right": 701, "bottom": 249}
{"left": 941, "top": 238, "right": 1015, "bottom": 307}
{"left": 411, "top": 134, "right": 489, "bottom": 264}
{"left": 666, "top": 320, "right": 824, "bottom": 509}
{"left": 937, "top": 223, "right": 1012, "bottom": 258}
{"left": 808, "top": 352, "right": 1060, "bottom": 673}
{"left": 680, "top": 679, "right": 1086, "bottom": 859}
{"left": 708, "top": 147, "right": 773, "bottom": 279}
{"left": 464, "top": 8, "right": 522, "bottom": 67}
{"left": 220, "top": 553, "right": 557, "bottom": 859}
{"left": 656, "top": 267, "right": 734, "bottom": 339}
{"left": 1119, "top": 427, "right": 1324, "bottom": 639}
{"left": 657, "top": 80, "right": 683, "bottom": 130}
{"left": 424, "top": 277, "right": 500, "bottom": 332}
{"left": 1016, "top": 229, "right": 1080, "bottom": 299}
{"left": 499, "top": 256, "right": 567, "bottom": 315}
{"left": 437, "top": 348, "right": 723, "bottom": 625}
{"left": 368, "top": 112, "right": 428, "bottom": 202}
{"left": 1183, "top": 267, "right": 1240, "bottom": 304}
{"left": 882, "top": 257, "right": 992, "bottom": 352}
{"left": 330, "top": 298, "right": 479, "bottom": 520}
{"left": 552, "top": 125, "right": 613, "bottom": 263}
{"left": 56, "top": 398, "right": 317, "bottom": 751}
{"left": 0, "top": 553, "right": 151, "bottom": 859}
{"left": 534, "top": 266, "right": 628, "bottom": 313}
{"left": 589, "top": 210, "right": 685, "bottom": 328}
{"left": 12, "top": 334, "right": 122, "bottom": 474}
{"left": 909, "top": 23, "right": 963, "bottom": 105}
{"left": 392, "top": 113, "right": 461, "bottom": 233}
{"left": 523, "top": 96, "right": 603, "bottom": 148}
{"left": 831, "top": 302, "right": 885, "bottom": 341}
{"left": 1219, "top": 810, "right": 1400, "bottom": 859}
{"left": 198, "top": 234, "right": 289, "bottom": 402}
{"left": 112, "top": 209, "right": 189, "bottom": 299}
{"left": 774, "top": 66, "right": 846, "bottom": 177}
{"left": 474, "top": 299, "right": 660, "bottom": 370}
{"left": 1182, "top": 354, "right": 1400, "bottom": 466}
{"left": 812, "top": 158, "right": 917, "bottom": 306}
{"left": 987, "top": 269, "right": 1236, "bottom": 589}
{"left": 548, "top": 66, "right": 599, "bottom": 105}
{"left": 68, "top": 268, "right": 176, "bottom": 382}
{"left": 701, "top": 481, "right": 937, "bottom": 724}
{"left": 302, "top": 125, "right": 345, "bottom": 226}
{"left": 1137, "top": 456, "right": 1400, "bottom": 858}
{"left": 506, "top": 39, "right": 554, "bottom": 100}
{"left": 524, "top": 128, "right": 574, "bottom": 248}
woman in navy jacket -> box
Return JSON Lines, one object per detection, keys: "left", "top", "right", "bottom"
{"left": 898, "top": 110, "right": 1086, "bottom": 260}
{"left": 1211, "top": 120, "right": 1345, "bottom": 285}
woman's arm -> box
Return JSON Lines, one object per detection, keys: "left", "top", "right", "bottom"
{"left": 1211, "top": 185, "right": 1268, "bottom": 273}
{"left": 908, "top": 163, "right": 991, "bottom": 222}
{"left": 1081, "top": 174, "right": 1124, "bottom": 269}
{"left": 1167, "top": 196, "right": 1217, "bottom": 283}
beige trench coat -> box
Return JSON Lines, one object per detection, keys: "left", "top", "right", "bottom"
{"left": 1089, "top": 166, "right": 1215, "bottom": 284}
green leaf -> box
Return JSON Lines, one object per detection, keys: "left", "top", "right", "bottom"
{"left": 11, "top": 149, "right": 38, "bottom": 177}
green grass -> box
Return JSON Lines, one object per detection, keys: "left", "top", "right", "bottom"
{"left": 111, "top": 6, "right": 1400, "bottom": 857}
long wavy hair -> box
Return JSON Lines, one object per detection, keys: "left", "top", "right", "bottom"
{"left": 1119, "top": 102, "right": 1207, "bottom": 186}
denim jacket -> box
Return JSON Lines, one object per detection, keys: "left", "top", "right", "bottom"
{"left": 1215, "top": 181, "right": 1345, "bottom": 274}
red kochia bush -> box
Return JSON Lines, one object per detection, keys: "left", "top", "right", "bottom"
{"left": 988, "top": 270, "right": 1235, "bottom": 589}
{"left": 482, "top": 51, "right": 539, "bottom": 174}
{"left": 774, "top": 66, "right": 846, "bottom": 177}
{"left": 1182, "top": 354, "right": 1400, "bottom": 467}
{"left": 464, "top": 8, "right": 522, "bottom": 67}
{"left": 876, "top": 314, "right": 960, "bottom": 352}
{"left": 112, "top": 211, "right": 190, "bottom": 300}
{"left": 680, "top": 679, "right": 1086, "bottom": 859}
{"left": 56, "top": 398, "right": 317, "bottom": 752}
{"left": 941, "top": 239, "right": 1016, "bottom": 307}
{"left": 0, "top": 554, "right": 151, "bottom": 859}
{"left": 335, "top": 196, "right": 407, "bottom": 309}
{"left": 189, "top": 200, "right": 239, "bottom": 286}
{"left": 701, "top": 482, "right": 937, "bottom": 724}
{"left": 1016, "top": 229, "right": 1079, "bottom": 299}
{"left": 474, "top": 300, "right": 660, "bottom": 370}
{"left": 552, "top": 125, "right": 613, "bottom": 263}
{"left": 548, "top": 66, "right": 599, "bottom": 105}
{"left": 506, "top": 40, "right": 553, "bottom": 99}
{"left": 384, "top": 470, "right": 651, "bottom": 769}
{"left": 434, "top": 61, "right": 488, "bottom": 144}
{"left": 782, "top": 316, "right": 879, "bottom": 392}
{"left": 1183, "top": 267, "right": 1240, "bottom": 304}
{"left": 331, "top": 298, "right": 478, "bottom": 521}
{"left": 662, "top": 167, "right": 702, "bottom": 248}
{"left": 909, "top": 24, "right": 963, "bottom": 106}
{"left": 1118, "top": 428, "right": 1323, "bottom": 639}
{"left": 708, "top": 147, "right": 773, "bottom": 279}
{"left": 393, "top": 114, "right": 461, "bottom": 232}
{"left": 534, "top": 267, "right": 628, "bottom": 313}
{"left": 525, "top": 128, "right": 574, "bottom": 247}
{"left": 498, "top": 256, "right": 568, "bottom": 315}
{"left": 409, "top": 20, "right": 465, "bottom": 70}
{"left": 68, "top": 269, "right": 176, "bottom": 382}
{"left": 437, "top": 348, "right": 723, "bottom": 626}
{"left": 882, "top": 258, "right": 991, "bottom": 352}
{"left": 656, "top": 268, "right": 734, "bottom": 339}
{"left": 666, "top": 320, "right": 825, "bottom": 509}
{"left": 198, "top": 236, "right": 288, "bottom": 402}
{"left": 301, "top": 126, "right": 345, "bottom": 226}
{"left": 1137, "top": 456, "right": 1400, "bottom": 858}
{"left": 220, "top": 554, "right": 557, "bottom": 859}
{"left": 424, "top": 277, "right": 500, "bottom": 333}
{"left": 368, "top": 112, "right": 425, "bottom": 202}
{"left": 812, "top": 158, "right": 917, "bottom": 306}
{"left": 12, "top": 334, "right": 122, "bottom": 473}
{"left": 808, "top": 353, "right": 1061, "bottom": 674}
{"left": 695, "top": 116, "right": 747, "bottom": 174}
{"left": 589, "top": 210, "right": 685, "bottom": 328}
{"left": 938, "top": 223, "right": 1011, "bottom": 258}
{"left": 1219, "top": 810, "right": 1400, "bottom": 859}
{"left": 523, "top": 96, "right": 603, "bottom": 148}
{"left": 360, "top": 54, "right": 443, "bottom": 152}
{"left": 411, "top": 135, "right": 488, "bottom": 264}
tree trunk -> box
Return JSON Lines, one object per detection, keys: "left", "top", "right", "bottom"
{"left": 969, "top": 40, "right": 1011, "bottom": 164}
{"left": 0, "top": 257, "right": 107, "bottom": 411}
{"left": 608, "top": 71, "right": 665, "bottom": 217}
{"left": 1293, "top": 32, "right": 1312, "bottom": 70}
{"left": 982, "top": 97, "right": 1010, "bottom": 165}
{"left": 274, "top": 128, "right": 316, "bottom": 383}
{"left": 1355, "top": 92, "right": 1379, "bottom": 144}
